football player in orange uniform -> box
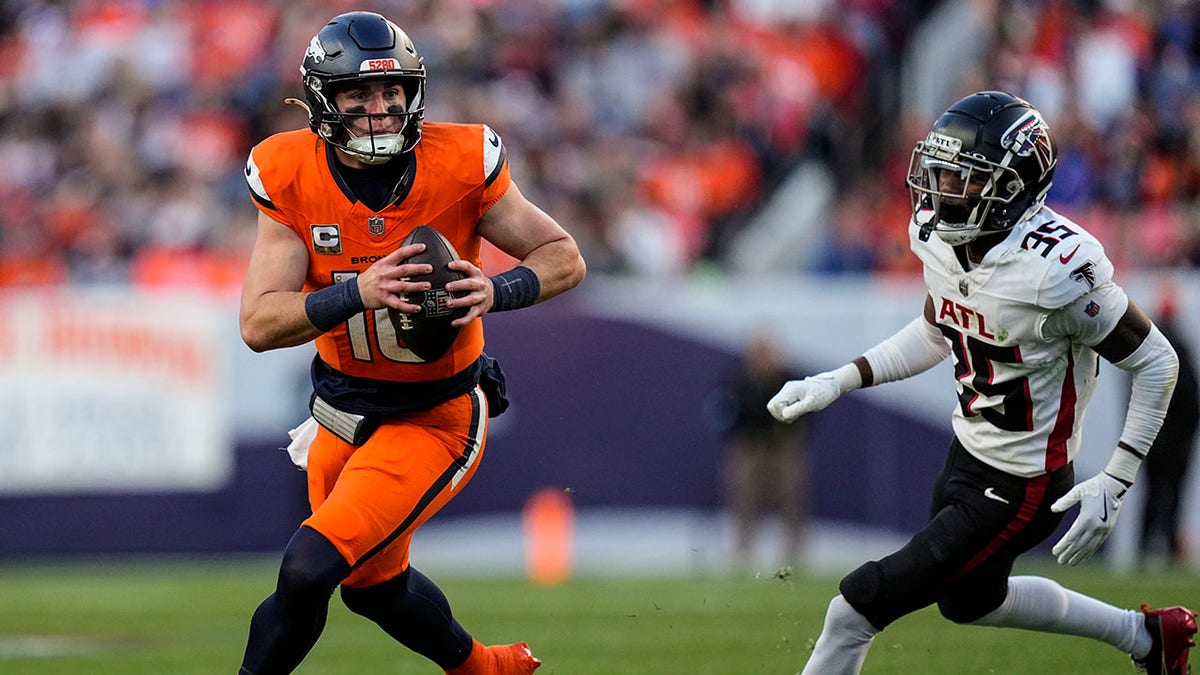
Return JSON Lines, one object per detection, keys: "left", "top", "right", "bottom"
{"left": 237, "top": 12, "right": 585, "bottom": 675}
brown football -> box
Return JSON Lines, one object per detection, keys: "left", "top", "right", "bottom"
{"left": 387, "top": 225, "right": 468, "bottom": 362}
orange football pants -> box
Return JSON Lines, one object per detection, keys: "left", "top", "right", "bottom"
{"left": 302, "top": 386, "right": 488, "bottom": 588}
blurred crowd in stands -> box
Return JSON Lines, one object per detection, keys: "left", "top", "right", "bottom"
{"left": 2, "top": 0, "right": 1200, "bottom": 289}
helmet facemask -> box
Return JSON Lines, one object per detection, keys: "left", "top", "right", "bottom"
{"left": 306, "top": 72, "right": 425, "bottom": 165}
{"left": 907, "top": 136, "right": 1026, "bottom": 246}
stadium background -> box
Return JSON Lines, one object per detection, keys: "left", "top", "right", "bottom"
{"left": 2, "top": 0, "right": 1199, "bottom": 579}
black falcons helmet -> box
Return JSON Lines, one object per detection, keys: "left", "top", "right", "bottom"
{"left": 299, "top": 12, "right": 426, "bottom": 163}
{"left": 906, "top": 91, "right": 1057, "bottom": 245}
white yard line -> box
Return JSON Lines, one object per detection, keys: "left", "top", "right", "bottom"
{"left": 0, "top": 635, "right": 111, "bottom": 659}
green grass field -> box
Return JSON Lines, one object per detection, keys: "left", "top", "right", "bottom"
{"left": 0, "top": 556, "right": 1196, "bottom": 674}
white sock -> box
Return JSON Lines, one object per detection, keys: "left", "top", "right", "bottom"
{"left": 801, "top": 595, "right": 878, "bottom": 675}
{"left": 970, "top": 576, "right": 1150, "bottom": 658}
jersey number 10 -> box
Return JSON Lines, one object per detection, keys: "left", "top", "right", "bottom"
{"left": 334, "top": 270, "right": 426, "bottom": 364}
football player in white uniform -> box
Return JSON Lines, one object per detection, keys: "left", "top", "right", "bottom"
{"left": 769, "top": 91, "right": 1197, "bottom": 675}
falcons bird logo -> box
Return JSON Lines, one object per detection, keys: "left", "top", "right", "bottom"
{"left": 1070, "top": 261, "right": 1096, "bottom": 289}
{"left": 1002, "top": 111, "right": 1054, "bottom": 173}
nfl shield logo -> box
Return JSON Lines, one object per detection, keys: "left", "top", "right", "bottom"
{"left": 959, "top": 278, "right": 969, "bottom": 296}
{"left": 368, "top": 216, "right": 385, "bottom": 236}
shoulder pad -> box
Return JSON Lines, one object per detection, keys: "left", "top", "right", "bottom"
{"left": 483, "top": 125, "right": 506, "bottom": 186}
{"left": 1033, "top": 231, "right": 1114, "bottom": 309}
{"left": 244, "top": 146, "right": 275, "bottom": 211}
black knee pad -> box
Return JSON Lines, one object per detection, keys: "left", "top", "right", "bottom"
{"left": 937, "top": 596, "right": 981, "bottom": 624}
{"left": 838, "top": 560, "right": 895, "bottom": 631}
{"left": 839, "top": 560, "right": 883, "bottom": 610}
{"left": 277, "top": 526, "right": 350, "bottom": 599}
{"left": 937, "top": 582, "right": 1007, "bottom": 625}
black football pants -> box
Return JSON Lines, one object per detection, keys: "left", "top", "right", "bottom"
{"left": 838, "top": 438, "right": 1075, "bottom": 630}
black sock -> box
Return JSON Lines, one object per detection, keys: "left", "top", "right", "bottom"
{"left": 240, "top": 527, "right": 349, "bottom": 674}
{"left": 340, "top": 566, "right": 474, "bottom": 668}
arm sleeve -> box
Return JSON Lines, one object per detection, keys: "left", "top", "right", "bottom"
{"left": 861, "top": 316, "right": 952, "bottom": 386}
{"left": 1103, "top": 323, "right": 1180, "bottom": 484}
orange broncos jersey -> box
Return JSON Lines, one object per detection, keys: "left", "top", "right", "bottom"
{"left": 245, "top": 122, "right": 511, "bottom": 383}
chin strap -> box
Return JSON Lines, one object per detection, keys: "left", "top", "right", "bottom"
{"left": 345, "top": 134, "right": 405, "bottom": 165}
{"left": 915, "top": 207, "right": 936, "bottom": 242}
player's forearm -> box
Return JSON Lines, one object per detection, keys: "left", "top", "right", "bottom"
{"left": 240, "top": 290, "right": 328, "bottom": 352}
{"left": 858, "top": 315, "right": 950, "bottom": 386}
{"left": 1105, "top": 323, "right": 1179, "bottom": 484}
{"left": 514, "top": 236, "right": 586, "bottom": 302}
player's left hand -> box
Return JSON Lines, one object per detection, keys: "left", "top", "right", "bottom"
{"left": 444, "top": 259, "right": 492, "bottom": 327}
{"left": 1049, "top": 472, "right": 1129, "bottom": 566}
{"left": 767, "top": 374, "right": 842, "bottom": 423}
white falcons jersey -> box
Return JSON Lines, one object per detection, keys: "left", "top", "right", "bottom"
{"left": 910, "top": 206, "right": 1126, "bottom": 477}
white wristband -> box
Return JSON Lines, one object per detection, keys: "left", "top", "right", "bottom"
{"left": 831, "top": 363, "right": 863, "bottom": 393}
{"left": 1103, "top": 444, "right": 1143, "bottom": 487}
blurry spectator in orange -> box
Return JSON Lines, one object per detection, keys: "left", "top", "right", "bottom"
{"left": 710, "top": 332, "right": 807, "bottom": 569}
{"left": 638, "top": 75, "right": 762, "bottom": 267}
{"left": 0, "top": 243, "right": 68, "bottom": 287}
{"left": 1139, "top": 285, "right": 1200, "bottom": 569}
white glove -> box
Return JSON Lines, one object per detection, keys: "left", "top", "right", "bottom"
{"left": 767, "top": 373, "right": 842, "bottom": 423}
{"left": 1049, "top": 472, "right": 1129, "bottom": 566}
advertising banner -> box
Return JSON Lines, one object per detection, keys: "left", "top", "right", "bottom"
{"left": 0, "top": 290, "right": 233, "bottom": 494}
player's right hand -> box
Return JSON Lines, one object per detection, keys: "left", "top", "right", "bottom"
{"left": 357, "top": 244, "right": 431, "bottom": 312}
{"left": 767, "top": 373, "right": 842, "bottom": 423}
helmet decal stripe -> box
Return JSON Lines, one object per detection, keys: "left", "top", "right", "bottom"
{"left": 1002, "top": 111, "right": 1053, "bottom": 174}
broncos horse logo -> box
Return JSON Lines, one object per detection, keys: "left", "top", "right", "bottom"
{"left": 305, "top": 36, "right": 327, "bottom": 64}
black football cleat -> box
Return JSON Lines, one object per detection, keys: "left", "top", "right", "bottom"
{"left": 1134, "top": 604, "right": 1198, "bottom": 675}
